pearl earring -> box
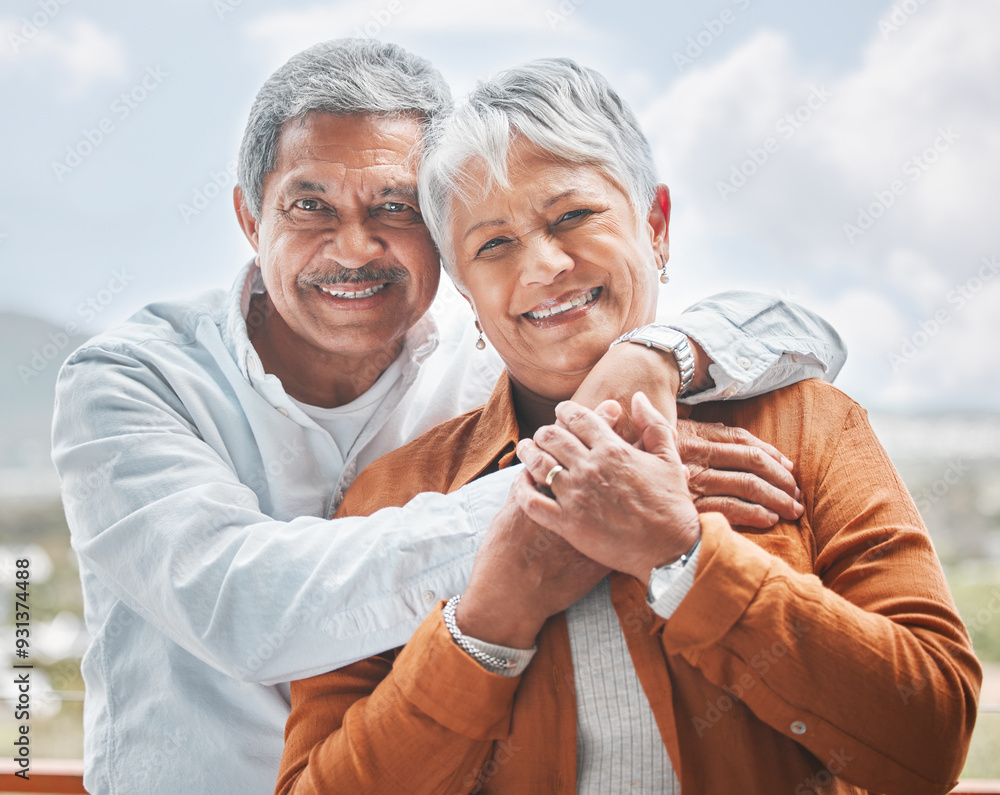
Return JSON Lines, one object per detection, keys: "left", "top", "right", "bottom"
{"left": 659, "top": 255, "right": 670, "bottom": 285}
{"left": 474, "top": 321, "right": 486, "bottom": 350}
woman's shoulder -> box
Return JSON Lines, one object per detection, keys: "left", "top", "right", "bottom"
{"left": 689, "top": 378, "right": 874, "bottom": 477}
{"left": 337, "top": 405, "right": 490, "bottom": 517}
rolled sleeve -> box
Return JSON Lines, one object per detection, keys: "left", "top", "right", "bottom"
{"left": 660, "top": 290, "right": 847, "bottom": 403}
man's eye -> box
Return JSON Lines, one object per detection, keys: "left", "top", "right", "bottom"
{"left": 557, "top": 208, "right": 594, "bottom": 224}
{"left": 476, "top": 237, "right": 510, "bottom": 256}
{"left": 293, "top": 198, "right": 323, "bottom": 211}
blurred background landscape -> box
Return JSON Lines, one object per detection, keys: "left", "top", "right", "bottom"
{"left": 2, "top": 0, "right": 998, "bottom": 781}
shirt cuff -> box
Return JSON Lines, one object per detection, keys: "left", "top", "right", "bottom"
{"left": 459, "top": 634, "right": 536, "bottom": 678}
{"left": 647, "top": 543, "right": 701, "bottom": 619}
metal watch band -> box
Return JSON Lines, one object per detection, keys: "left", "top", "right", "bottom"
{"left": 442, "top": 595, "right": 517, "bottom": 672}
{"left": 646, "top": 535, "right": 702, "bottom": 603}
{"left": 610, "top": 324, "right": 696, "bottom": 397}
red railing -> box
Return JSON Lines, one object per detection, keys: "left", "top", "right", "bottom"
{"left": 0, "top": 760, "right": 997, "bottom": 795}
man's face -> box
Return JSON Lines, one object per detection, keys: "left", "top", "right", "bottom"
{"left": 241, "top": 112, "right": 440, "bottom": 366}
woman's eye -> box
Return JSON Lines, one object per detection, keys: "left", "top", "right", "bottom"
{"left": 557, "top": 208, "right": 594, "bottom": 224}
{"left": 382, "top": 202, "right": 408, "bottom": 213}
{"left": 476, "top": 237, "right": 510, "bottom": 256}
{"left": 293, "top": 199, "right": 323, "bottom": 211}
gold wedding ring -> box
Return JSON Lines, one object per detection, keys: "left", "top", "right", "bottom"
{"left": 544, "top": 464, "right": 565, "bottom": 489}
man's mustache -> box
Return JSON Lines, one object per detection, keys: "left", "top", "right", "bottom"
{"left": 301, "top": 263, "right": 409, "bottom": 287}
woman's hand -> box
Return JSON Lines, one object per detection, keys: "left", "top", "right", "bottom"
{"left": 455, "top": 498, "right": 609, "bottom": 650}
{"left": 515, "top": 392, "right": 702, "bottom": 585}
{"left": 455, "top": 401, "right": 621, "bottom": 650}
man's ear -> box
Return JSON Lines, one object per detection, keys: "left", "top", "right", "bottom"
{"left": 647, "top": 184, "right": 671, "bottom": 264}
{"left": 234, "top": 186, "right": 260, "bottom": 252}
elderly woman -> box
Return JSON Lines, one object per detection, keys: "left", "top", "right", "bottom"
{"left": 276, "top": 60, "right": 979, "bottom": 794}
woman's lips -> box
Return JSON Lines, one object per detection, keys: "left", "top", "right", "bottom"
{"left": 523, "top": 287, "right": 601, "bottom": 320}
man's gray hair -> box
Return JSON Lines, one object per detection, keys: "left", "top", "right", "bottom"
{"left": 238, "top": 38, "right": 452, "bottom": 220}
{"left": 418, "top": 57, "right": 658, "bottom": 274}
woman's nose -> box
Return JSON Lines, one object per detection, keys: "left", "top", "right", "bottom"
{"left": 519, "top": 234, "right": 574, "bottom": 286}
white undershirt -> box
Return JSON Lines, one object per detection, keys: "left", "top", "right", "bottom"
{"left": 288, "top": 357, "right": 405, "bottom": 464}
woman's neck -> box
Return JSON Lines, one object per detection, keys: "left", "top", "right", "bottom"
{"left": 509, "top": 377, "right": 564, "bottom": 438}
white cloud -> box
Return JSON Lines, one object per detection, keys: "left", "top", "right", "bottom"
{"left": 641, "top": 0, "right": 1000, "bottom": 409}
{"left": 0, "top": 17, "right": 126, "bottom": 91}
{"left": 244, "top": 0, "right": 594, "bottom": 62}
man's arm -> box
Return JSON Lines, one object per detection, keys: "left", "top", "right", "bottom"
{"left": 52, "top": 344, "right": 518, "bottom": 684}
{"left": 575, "top": 290, "right": 840, "bottom": 524}
{"left": 662, "top": 289, "right": 846, "bottom": 403}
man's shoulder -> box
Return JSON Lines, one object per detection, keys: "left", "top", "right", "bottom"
{"left": 63, "top": 286, "right": 230, "bottom": 369}
{"left": 338, "top": 406, "right": 489, "bottom": 517}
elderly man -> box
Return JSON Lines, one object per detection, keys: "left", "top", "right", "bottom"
{"left": 52, "top": 39, "right": 845, "bottom": 793}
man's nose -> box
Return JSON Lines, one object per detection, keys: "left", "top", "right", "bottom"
{"left": 324, "top": 219, "right": 384, "bottom": 269}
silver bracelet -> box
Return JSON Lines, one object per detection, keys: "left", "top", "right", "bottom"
{"left": 442, "top": 595, "right": 516, "bottom": 672}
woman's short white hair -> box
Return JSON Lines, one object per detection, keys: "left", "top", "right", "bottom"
{"left": 238, "top": 38, "right": 451, "bottom": 221}
{"left": 418, "top": 57, "right": 658, "bottom": 275}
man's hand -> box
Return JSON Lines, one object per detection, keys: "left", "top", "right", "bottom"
{"left": 676, "top": 420, "right": 804, "bottom": 528}
{"left": 515, "top": 393, "right": 702, "bottom": 586}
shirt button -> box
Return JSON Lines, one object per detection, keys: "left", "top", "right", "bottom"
{"left": 276, "top": 407, "right": 289, "bottom": 417}
{"left": 422, "top": 590, "right": 436, "bottom": 603}
{"left": 723, "top": 386, "right": 738, "bottom": 398}
{"left": 790, "top": 720, "right": 807, "bottom": 735}
{"left": 246, "top": 353, "right": 258, "bottom": 373}
{"left": 736, "top": 356, "right": 752, "bottom": 370}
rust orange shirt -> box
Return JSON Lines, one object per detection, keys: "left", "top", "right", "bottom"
{"left": 277, "top": 378, "right": 980, "bottom": 795}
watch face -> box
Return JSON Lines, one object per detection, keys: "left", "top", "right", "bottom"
{"left": 639, "top": 326, "right": 687, "bottom": 351}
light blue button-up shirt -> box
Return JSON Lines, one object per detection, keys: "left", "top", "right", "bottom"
{"left": 51, "top": 261, "right": 844, "bottom": 794}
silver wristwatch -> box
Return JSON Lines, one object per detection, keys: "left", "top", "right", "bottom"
{"left": 610, "top": 324, "right": 696, "bottom": 397}
{"left": 647, "top": 535, "right": 702, "bottom": 604}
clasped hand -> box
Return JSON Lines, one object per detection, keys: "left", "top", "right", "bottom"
{"left": 515, "top": 392, "right": 701, "bottom": 585}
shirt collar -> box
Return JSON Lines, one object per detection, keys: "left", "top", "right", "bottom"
{"left": 451, "top": 374, "right": 522, "bottom": 486}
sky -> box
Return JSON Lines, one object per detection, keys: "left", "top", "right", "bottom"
{"left": 1, "top": 0, "right": 997, "bottom": 413}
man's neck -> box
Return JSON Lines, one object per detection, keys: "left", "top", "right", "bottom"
{"left": 247, "top": 293, "right": 403, "bottom": 409}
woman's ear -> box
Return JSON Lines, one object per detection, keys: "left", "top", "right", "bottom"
{"left": 647, "top": 184, "right": 671, "bottom": 264}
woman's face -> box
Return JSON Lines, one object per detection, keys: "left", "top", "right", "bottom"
{"left": 448, "top": 139, "right": 668, "bottom": 400}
